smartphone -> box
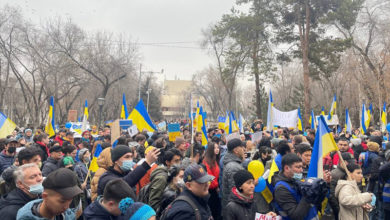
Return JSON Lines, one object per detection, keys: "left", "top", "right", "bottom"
{"left": 246, "top": 152, "right": 251, "bottom": 158}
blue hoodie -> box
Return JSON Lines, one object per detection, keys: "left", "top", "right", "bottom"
{"left": 83, "top": 198, "right": 118, "bottom": 220}
{"left": 16, "top": 199, "right": 76, "bottom": 220}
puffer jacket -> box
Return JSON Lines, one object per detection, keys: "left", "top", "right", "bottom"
{"left": 91, "top": 147, "right": 112, "bottom": 201}
{"left": 0, "top": 188, "right": 35, "bottom": 219}
{"left": 17, "top": 199, "right": 76, "bottom": 220}
{"left": 335, "top": 180, "right": 371, "bottom": 220}
{"left": 225, "top": 187, "right": 257, "bottom": 220}
{"left": 41, "top": 157, "right": 59, "bottom": 177}
{"left": 222, "top": 152, "right": 243, "bottom": 209}
{"left": 148, "top": 165, "right": 168, "bottom": 211}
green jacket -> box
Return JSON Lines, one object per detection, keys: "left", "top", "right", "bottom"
{"left": 148, "top": 165, "right": 168, "bottom": 211}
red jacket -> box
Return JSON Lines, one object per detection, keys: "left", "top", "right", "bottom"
{"left": 332, "top": 148, "right": 354, "bottom": 166}
{"left": 203, "top": 161, "right": 220, "bottom": 190}
{"left": 54, "top": 135, "right": 64, "bottom": 146}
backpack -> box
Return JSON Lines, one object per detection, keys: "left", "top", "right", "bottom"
{"left": 137, "top": 183, "right": 151, "bottom": 204}
{"left": 159, "top": 195, "right": 201, "bottom": 220}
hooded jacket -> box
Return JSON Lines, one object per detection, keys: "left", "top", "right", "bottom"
{"left": 222, "top": 152, "right": 244, "bottom": 209}
{"left": 148, "top": 165, "right": 168, "bottom": 211}
{"left": 225, "top": 187, "right": 257, "bottom": 220}
{"left": 91, "top": 147, "right": 112, "bottom": 201}
{"left": 0, "top": 188, "right": 35, "bottom": 219}
{"left": 16, "top": 199, "right": 76, "bottom": 220}
{"left": 83, "top": 198, "right": 117, "bottom": 220}
{"left": 271, "top": 172, "right": 313, "bottom": 220}
{"left": 0, "top": 151, "right": 14, "bottom": 174}
{"left": 335, "top": 180, "right": 371, "bottom": 220}
{"left": 41, "top": 157, "right": 59, "bottom": 177}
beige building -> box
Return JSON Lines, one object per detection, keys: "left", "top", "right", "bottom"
{"left": 161, "top": 80, "right": 208, "bottom": 120}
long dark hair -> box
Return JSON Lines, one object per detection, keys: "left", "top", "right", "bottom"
{"left": 204, "top": 142, "right": 218, "bottom": 168}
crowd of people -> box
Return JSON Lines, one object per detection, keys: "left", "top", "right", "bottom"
{"left": 0, "top": 120, "right": 389, "bottom": 220}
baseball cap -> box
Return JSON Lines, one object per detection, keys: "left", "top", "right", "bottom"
{"left": 184, "top": 164, "right": 214, "bottom": 184}
{"left": 7, "top": 138, "right": 18, "bottom": 144}
{"left": 43, "top": 168, "right": 83, "bottom": 200}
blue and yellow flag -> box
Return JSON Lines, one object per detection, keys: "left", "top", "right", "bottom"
{"left": 225, "top": 111, "right": 233, "bottom": 134}
{"left": 218, "top": 116, "right": 226, "bottom": 130}
{"left": 345, "top": 108, "right": 352, "bottom": 133}
{"left": 197, "top": 106, "right": 208, "bottom": 146}
{"left": 382, "top": 102, "right": 387, "bottom": 132}
{"left": 308, "top": 115, "right": 339, "bottom": 178}
{"left": 266, "top": 90, "right": 273, "bottom": 132}
{"left": 128, "top": 99, "right": 157, "bottom": 132}
{"left": 297, "top": 107, "right": 303, "bottom": 132}
{"left": 230, "top": 111, "right": 239, "bottom": 132}
{"left": 310, "top": 109, "right": 316, "bottom": 130}
{"left": 121, "top": 93, "right": 129, "bottom": 120}
{"left": 45, "top": 96, "right": 55, "bottom": 137}
{"left": 0, "top": 111, "right": 16, "bottom": 138}
{"left": 89, "top": 143, "right": 102, "bottom": 172}
{"left": 81, "top": 100, "right": 89, "bottom": 132}
{"left": 361, "top": 103, "right": 369, "bottom": 134}
{"left": 328, "top": 94, "right": 337, "bottom": 120}
{"left": 321, "top": 106, "right": 325, "bottom": 116}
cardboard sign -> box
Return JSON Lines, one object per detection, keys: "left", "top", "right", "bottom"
{"left": 157, "top": 121, "right": 167, "bottom": 131}
{"left": 67, "top": 110, "right": 78, "bottom": 122}
{"left": 255, "top": 213, "right": 282, "bottom": 220}
{"left": 128, "top": 125, "right": 139, "bottom": 137}
{"left": 111, "top": 119, "right": 120, "bottom": 145}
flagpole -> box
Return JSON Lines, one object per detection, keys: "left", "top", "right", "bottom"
{"left": 190, "top": 93, "right": 194, "bottom": 145}
{"left": 336, "top": 151, "right": 351, "bottom": 179}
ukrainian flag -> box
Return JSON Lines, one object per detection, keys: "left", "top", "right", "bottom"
{"left": 45, "top": 96, "right": 55, "bottom": 137}
{"left": 81, "top": 100, "right": 89, "bottom": 131}
{"left": 128, "top": 99, "right": 157, "bottom": 132}
{"left": 321, "top": 106, "right": 325, "bottom": 116}
{"left": 121, "top": 93, "right": 129, "bottom": 120}
{"left": 268, "top": 153, "right": 282, "bottom": 184}
{"left": 230, "top": 111, "right": 239, "bottom": 132}
{"left": 367, "top": 103, "right": 373, "bottom": 126}
{"left": 328, "top": 94, "right": 337, "bottom": 120}
{"left": 193, "top": 104, "right": 200, "bottom": 130}
{"left": 225, "top": 111, "right": 233, "bottom": 134}
{"left": 197, "top": 106, "right": 208, "bottom": 146}
{"left": 196, "top": 106, "right": 204, "bottom": 132}
{"left": 345, "top": 108, "right": 352, "bottom": 133}
{"left": 89, "top": 143, "right": 102, "bottom": 172}
{"left": 308, "top": 115, "right": 339, "bottom": 178}
{"left": 218, "top": 116, "right": 226, "bottom": 130}
{"left": 361, "top": 103, "right": 369, "bottom": 134}
{"left": 381, "top": 102, "right": 387, "bottom": 132}
{"left": 310, "top": 109, "right": 316, "bottom": 130}
{"left": 297, "top": 107, "right": 303, "bottom": 132}
{"left": 266, "top": 90, "right": 273, "bottom": 132}
{"left": 0, "top": 112, "right": 16, "bottom": 138}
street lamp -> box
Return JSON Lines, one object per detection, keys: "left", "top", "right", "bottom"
{"left": 97, "top": 98, "right": 105, "bottom": 127}
{"left": 138, "top": 64, "right": 164, "bottom": 101}
{"left": 146, "top": 88, "right": 152, "bottom": 113}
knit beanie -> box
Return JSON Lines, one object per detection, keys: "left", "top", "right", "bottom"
{"left": 111, "top": 145, "right": 132, "bottom": 163}
{"left": 233, "top": 169, "right": 254, "bottom": 189}
{"left": 119, "top": 197, "right": 156, "bottom": 220}
{"left": 228, "top": 138, "right": 244, "bottom": 152}
{"left": 367, "top": 141, "right": 380, "bottom": 152}
{"left": 62, "top": 156, "right": 75, "bottom": 166}
{"left": 78, "top": 148, "right": 89, "bottom": 162}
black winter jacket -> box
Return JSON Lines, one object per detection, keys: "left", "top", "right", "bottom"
{"left": 41, "top": 157, "right": 59, "bottom": 177}
{"left": 0, "top": 188, "right": 36, "bottom": 219}
{"left": 225, "top": 187, "right": 257, "bottom": 220}
{"left": 97, "top": 161, "right": 150, "bottom": 196}
{"left": 83, "top": 198, "right": 118, "bottom": 220}
{"left": 164, "top": 188, "right": 213, "bottom": 220}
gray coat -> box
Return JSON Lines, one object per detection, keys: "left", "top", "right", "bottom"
{"left": 222, "top": 152, "right": 243, "bottom": 212}
{"left": 41, "top": 157, "right": 59, "bottom": 177}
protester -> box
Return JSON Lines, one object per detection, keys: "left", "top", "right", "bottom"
{"left": 16, "top": 168, "right": 83, "bottom": 219}
{"left": 32, "top": 133, "right": 50, "bottom": 162}
{"left": 97, "top": 145, "right": 160, "bottom": 196}
{"left": 335, "top": 163, "right": 373, "bottom": 220}
{"left": 175, "top": 137, "right": 186, "bottom": 156}
{"left": 41, "top": 145, "right": 62, "bottom": 177}
{"left": 222, "top": 138, "right": 245, "bottom": 213}
{"left": 295, "top": 143, "right": 312, "bottom": 178}
{"left": 83, "top": 179, "right": 136, "bottom": 219}
{"left": 162, "top": 164, "right": 214, "bottom": 220}
{"left": 90, "top": 146, "right": 113, "bottom": 201}
{"left": 119, "top": 197, "right": 156, "bottom": 220}
{"left": 0, "top": 138, "right": 17, "bottom": 174}
{"left": 54, "top": 129, "right": 67, "bottom": 146}
{"left": 0, "top": 164, "right": 43, "bottom": 219}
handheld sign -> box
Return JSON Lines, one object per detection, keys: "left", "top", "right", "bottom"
{"left": 168, "top": 123, "right": 181, "bottom": 142}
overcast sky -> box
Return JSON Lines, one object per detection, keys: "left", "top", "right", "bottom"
{"left": 3, "top": 0, "right": 241, "bottom": 81}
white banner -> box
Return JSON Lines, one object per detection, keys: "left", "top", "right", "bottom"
{"left": 316, "top": 115, "right": 339, "bottom": 126}
{"left": 272, "top": 107, "right": 298, "bottom": 128}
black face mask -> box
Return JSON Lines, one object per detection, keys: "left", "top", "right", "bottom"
{"left": 8, "top": 146, "right": 16, "bottom": 154}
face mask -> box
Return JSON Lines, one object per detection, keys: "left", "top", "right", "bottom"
{"left": 371, "top": 194, "right": 376, "bottom": 206}
{"left": 293, "top": 172, "right": 303, "bottom": 181}
{"left": 120, "top": 160, "right": 134, "bottom": 172}
{"left": 214, "top": 134, "right": 221, "bottom": 138}
{"left": 177, "top": 179, "right": 185, "bottom": 188}
{"left": 8, "top": 146, "right": 16, "bottom": 153}
{"left": 27, "top": 183, "right": 44, "bottom": 195}
{"left": 244, "top": 131, "right": 250, "bottom": 135}
{"left": 84, "top": 157, "right": 91, "bottom": 163}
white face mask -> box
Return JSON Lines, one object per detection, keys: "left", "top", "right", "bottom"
{"left": 177, "top": 178, "right": 185, "bottom": 188}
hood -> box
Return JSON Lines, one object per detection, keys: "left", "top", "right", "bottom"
{"left": 228, "top": 187, "right": 253, "bottom": 207}
{"left": 150, "top": 166, "right": 168, "bottom": 181}
{"left": 97, "top": 147, "right": 113, "bottom": 169}
{"left": 83, "top": 199, "right": 114, "bottom": 219}
{"left": 335, "top": 180, "right": 358, "bottom": 199}
{"left": 0, "top": 188, "right": 33, "bottom": 209}
{"left": 223, "top": 152, "right": 242, "bottom": 166}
